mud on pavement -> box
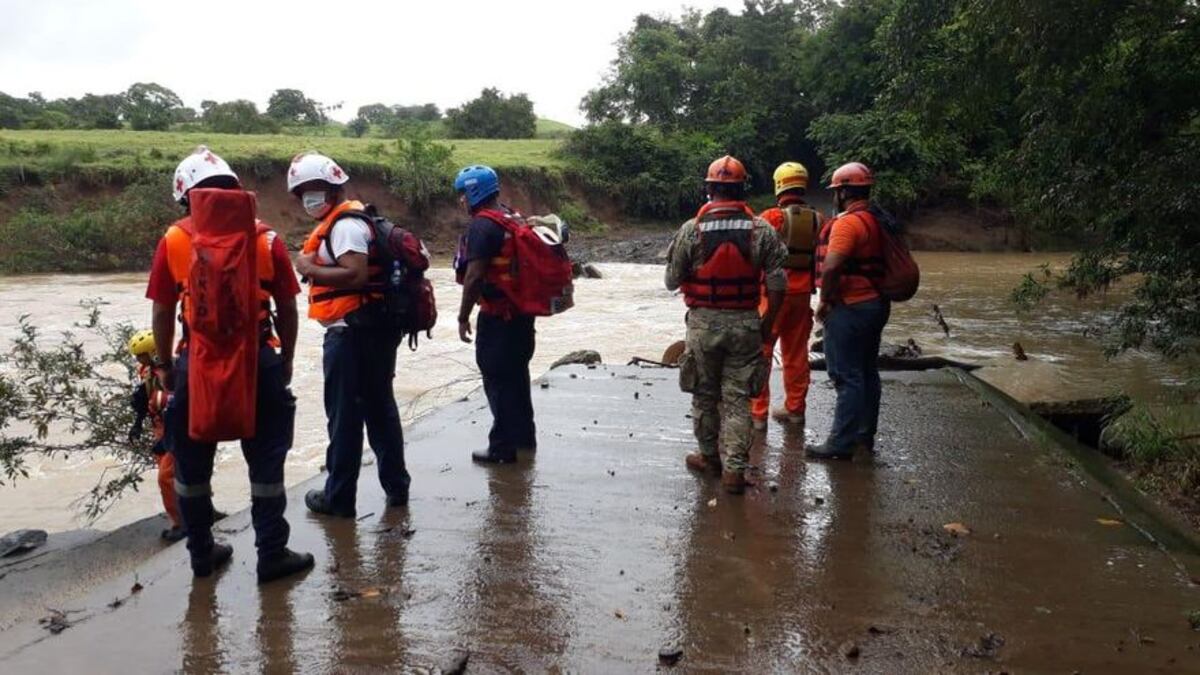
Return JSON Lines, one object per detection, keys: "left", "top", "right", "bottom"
{"left": 1, "top": 366, "right": 1198, "bottom": 673}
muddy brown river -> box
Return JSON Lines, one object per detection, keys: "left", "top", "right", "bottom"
{"left": 0, "top": 253, "right": 1189, "bottom": 534}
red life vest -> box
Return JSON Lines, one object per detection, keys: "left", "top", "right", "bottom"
{"left": 475, "top": 207, "right": 574, "bottom": 318}
{"left": 680, "top": 201, "right": 762, "bottom": 310}
{"left": 815, "top": 204, "right": 884, "bottom": 302}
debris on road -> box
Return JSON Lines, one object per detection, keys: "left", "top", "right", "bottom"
{"left": 840, "top": 641, "right": 861, "bottom": 660}
{"left": 658, "top": 645, "right": 684, "bottom": 666}
{"left": 331, "top": 587, "right": 386, "bottom": 602}
{"left": 438, "top": 648, "right": 470, "bottom": 675}
{"left": 943, "top": 522, "right": 971, "bottom": 537}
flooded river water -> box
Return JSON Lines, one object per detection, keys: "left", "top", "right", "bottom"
{"left": 0, "top": 253, "right": 1190, "bottom": 533}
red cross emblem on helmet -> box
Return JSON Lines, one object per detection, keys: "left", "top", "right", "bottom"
{"left": 203, "top": 152, "right": 218, "bottom": 165}
{"left": 330, "top": 165, "right": 343, "bottom": 179}
{"left": 176, "top": 177, "right": 185, "bottom": 193}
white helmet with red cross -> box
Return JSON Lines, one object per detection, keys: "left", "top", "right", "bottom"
{"left": 286, "top": 152, "right": 349, "bottom": 193}
{"left": 172, "top": 145, "right": 238, "bottom": 203}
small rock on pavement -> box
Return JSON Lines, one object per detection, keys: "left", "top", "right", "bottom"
{"left": 658, "top": 645, "right": 684, "bottom": 666}
{"left": 438, "top": 647, "right": 470, "bottom": 675}
{"left": 840, "top": 641, "right": 861, "bottom": 659}
{"left": 550, "top": 350, "right": 603, "bottom": 370}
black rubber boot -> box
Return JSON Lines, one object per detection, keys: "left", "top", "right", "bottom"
{"left": 387, "top": 490, "right": 409, "bottom": 508}
{"left": 191, "top": 542, "right": 233, "bottom": 578}
{"left": 257, "top": 548, "right": 315, "bottom": 584}
{"left": 805, "top": 443, "right": 854, "bottom": 460}
{"left": 305, "top": 489, "right": 355, "bottom": 518}
{"left": 161, "top": 526, "right": 186, "bottom": 543}
{"left": 471, "top": 449, "right": 516, "bottom": 464}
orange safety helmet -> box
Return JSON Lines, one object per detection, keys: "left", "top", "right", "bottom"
{"left": 828, "top": 162, "right": 874, "bottom": 188}
{"left": 705, "top": 155, "right": 747, "bottom": 184}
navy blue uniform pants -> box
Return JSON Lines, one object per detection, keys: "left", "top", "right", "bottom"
{"left": 321, "top": 326, "right": 410, "bottom": 514}
{"left": 823, "top": 297, "right": 891, "bottom": 452}
{"left": 476, "top": 313, "right": 536, "bottom": 457}
{"left": 166, "top": 347, "right": 295, "bottom": 560}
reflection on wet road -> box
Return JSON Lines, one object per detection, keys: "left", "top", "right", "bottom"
{"left": 2, "top": 366, "right": 1198, "bottom": 672}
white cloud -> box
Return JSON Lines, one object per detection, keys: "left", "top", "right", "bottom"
{"left": 0, "top": 0, "right": 745, "bottom": 125}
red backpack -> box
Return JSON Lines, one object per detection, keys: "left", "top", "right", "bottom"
{"left": 184, "top": 188, "right": 260, "bottom": 441}
{"left": 473, "top": 208, "right": 574, "bottom": 317}
{"left": 330, "top": 206, "right": 437, "bottom": 349}
{"left": 867, "top": 207, "right": 920, "bottom": 302}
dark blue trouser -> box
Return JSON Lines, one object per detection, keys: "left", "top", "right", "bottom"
{"left": 476, "top": 313, "right": 536, "bottom": 457}
{"left": 321, "top": 326, "right": 410, "bottom": 514}
{"left": 166, "top": 347, "right": 295, "bottom": 560}
{"left": 823, "top": 297, "right": 891, "bottom": 452}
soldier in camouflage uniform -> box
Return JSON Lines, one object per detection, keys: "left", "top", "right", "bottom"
{"left": 665, "top": 155, "right": 788, "bottom": 494}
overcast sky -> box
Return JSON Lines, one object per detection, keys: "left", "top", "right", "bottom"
{"left": 0, "top": 0, "right": 746, "bottom": 126}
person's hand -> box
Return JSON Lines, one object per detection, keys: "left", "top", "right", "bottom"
{"left": 294, "top": 252, "right": 317, "bottom": 278}
{"left": 281, "top": 357, "right": 294, "bottom": 387}
{"left": 458, "top": 316, "right": 473, "bottom": 343}
{"left": 816, "top": 301, "right": 832, "bottom": 323}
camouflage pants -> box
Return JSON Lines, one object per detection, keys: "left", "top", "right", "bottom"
{"left": 681, "top": 315, "right": 767, "bottom": 472}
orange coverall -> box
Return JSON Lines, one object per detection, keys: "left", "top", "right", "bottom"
{"left": 751, "top": 198, "right": 821, "bottom": 421}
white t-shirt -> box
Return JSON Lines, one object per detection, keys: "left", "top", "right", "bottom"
{"left": 316, "top": 217, "right": 372, "bottom": 329}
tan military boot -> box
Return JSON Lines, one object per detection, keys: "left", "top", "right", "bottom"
{"left": 685, "top": 452, "right": 722, "bottom": 476}
{"left": 721, "top": 470, "right": 746, "bottom": 495}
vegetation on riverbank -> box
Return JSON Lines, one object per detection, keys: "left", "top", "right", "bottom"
{"left": 0, "top": 305, "right": 151, "bottom": 520}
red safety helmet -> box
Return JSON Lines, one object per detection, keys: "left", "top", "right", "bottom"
{"left": 828, "top": 162, "right": 874, "bottom": 188}
{"left": 705, "top": 155, "right": 747, "bottom": 184}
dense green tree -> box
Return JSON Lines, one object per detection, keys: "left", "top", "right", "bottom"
{"left": 122, "top": 82, "right": 183, "bottom": 131}
{"left": 357, "top": 103, "right": 393, "bottom": 125}
{"left": 344, "top": 115, "right": 370, "bottom": 138}
{"left": 202, "top": 99, "right": 278, "bottom": 134}
{"left": 266, "top": 88, "right": 324, "bottom": 126}
{"left": 444, "top": 88, "right": 536, "bottom": 139}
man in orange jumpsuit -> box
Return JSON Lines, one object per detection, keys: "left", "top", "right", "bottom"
{"left": 751, "top": 162, "right": 822, "bottom": 430}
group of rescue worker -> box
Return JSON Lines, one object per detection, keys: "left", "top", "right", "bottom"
{"left": 132, "top": 144, "right": 887, "bottom": 584}
{"left": 132, "top": 147, "right": 542, "bottom": 583}
{"left": 667, "top": 155, "right": 890, "bottom": 494}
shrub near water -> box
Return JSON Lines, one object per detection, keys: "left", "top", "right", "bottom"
{"left": 0, "top": 181, "right": 176, "bottom": 273}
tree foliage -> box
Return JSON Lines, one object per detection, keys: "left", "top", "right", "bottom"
{"left": 202, "top": 99, "right": 280, "bottom": 134}
{"left": 266, "top": 88, "right": 325, "bottom": 126}
{"left": 0, "top": 305, "right": 156, "bottom": 521}
{"left": 122, "top": 82, "right": 184, "bottom": 131}
{"left": 445, "top": 88, "right": 536, "bottom": 139}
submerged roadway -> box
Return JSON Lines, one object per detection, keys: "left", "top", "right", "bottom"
{"left": 0, "top": 365, "right": 1198, "bottom": 672}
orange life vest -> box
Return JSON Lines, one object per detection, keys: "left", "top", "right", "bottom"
{"left": 164, "top": 216, "right": 277, "bottom": 349}
{"left": 815, "top": 203, "right": 884, "bottom": 298}
{"left": 300, "top": 200, "right": 386, "bottom": 323}
{"left": 680, "top": 201, "right": 762, "bottom": 310}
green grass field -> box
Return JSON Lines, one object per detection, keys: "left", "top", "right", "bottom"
{"left": 0, "top": 128, "right": 567, "bottom": 180}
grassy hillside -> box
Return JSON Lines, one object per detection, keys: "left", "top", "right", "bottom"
{"left": 0, "top": 129, "right": 565, "bottom": 181}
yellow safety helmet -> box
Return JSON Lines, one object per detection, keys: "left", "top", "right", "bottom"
{"left": 128, "top": 330, "right": 156, "bottom": 358}
{"left": 773, "top": 162, "right": 809, "bottom": 196}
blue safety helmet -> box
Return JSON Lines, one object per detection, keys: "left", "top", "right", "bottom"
{"left": 453, "top": 165, "right": 500, "bottom": 209}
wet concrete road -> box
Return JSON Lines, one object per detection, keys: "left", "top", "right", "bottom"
{"left": 2, "top": 365, "right": 1199, "bottom": 673}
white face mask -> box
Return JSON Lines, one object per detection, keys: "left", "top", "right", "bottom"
{"left": 302, "top": 191, "right": 331, "bottom": 219}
